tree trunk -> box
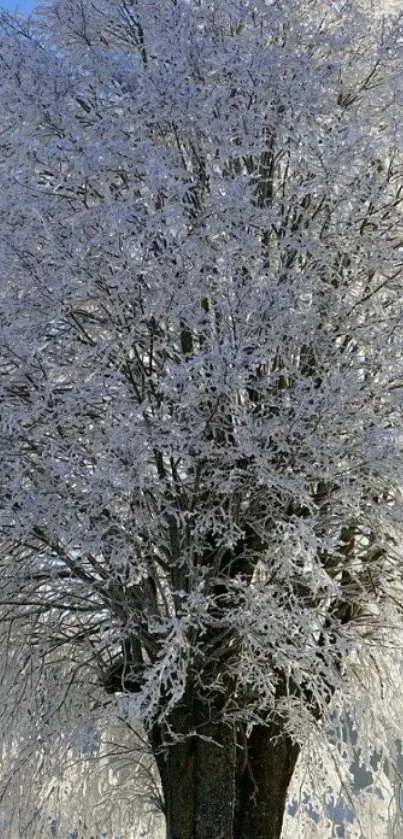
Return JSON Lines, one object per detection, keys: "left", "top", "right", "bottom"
{"left": 151, "top": 696, "right": 299, "bottom": 839}
{"left": 234, "top": 720, "right": 300, "bottom": 839}
{"left": 152, "top": 698, "right": 237, "bottom": 839}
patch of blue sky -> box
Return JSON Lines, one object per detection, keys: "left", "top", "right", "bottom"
{"left": 1, "top": 0, "right": 36, "bottom": 12}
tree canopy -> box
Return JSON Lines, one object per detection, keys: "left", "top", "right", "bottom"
{"left": 1, "top": 1, "right": 403, "bottom": 836}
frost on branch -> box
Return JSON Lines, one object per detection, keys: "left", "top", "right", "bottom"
{"left": 1, "top": 0, "right": 403, "bottom": 834}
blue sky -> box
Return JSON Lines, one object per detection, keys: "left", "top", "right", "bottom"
{"left": 1, "top": 0, "right": 36, "bottom": 11}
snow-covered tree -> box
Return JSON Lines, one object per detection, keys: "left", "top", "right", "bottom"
{"left": 2, "top": 1, "right": 403, "bottom": 836}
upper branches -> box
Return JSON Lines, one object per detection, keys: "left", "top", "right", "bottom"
{"left": 1, "top": 0, "right": 403, "bottom": 738}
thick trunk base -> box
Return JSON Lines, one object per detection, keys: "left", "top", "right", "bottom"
{"left": 151, "top": 704, "right": 299, "bottom": 839}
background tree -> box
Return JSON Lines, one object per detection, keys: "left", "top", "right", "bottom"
{"left": 2, "top": 1, "right": 403, "bottom": 837}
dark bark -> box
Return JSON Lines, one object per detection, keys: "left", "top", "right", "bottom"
{"left": 151, "top": 698, "right": 237, "bottom": 839}
{"left": 150, "top": 702, "right": 299, "bottom": 839}
{"left": 101, "top": 629, "right": 301, "bottom": 838}
{"left": 234, "top": 720, "right": 300, "bottom": 839}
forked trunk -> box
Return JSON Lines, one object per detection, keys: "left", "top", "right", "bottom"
{"left": 234, "top": 720, "right": 300, "bottom": 839}
{"left": 152, "top": 704, "right": 299, "bottom": 839}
